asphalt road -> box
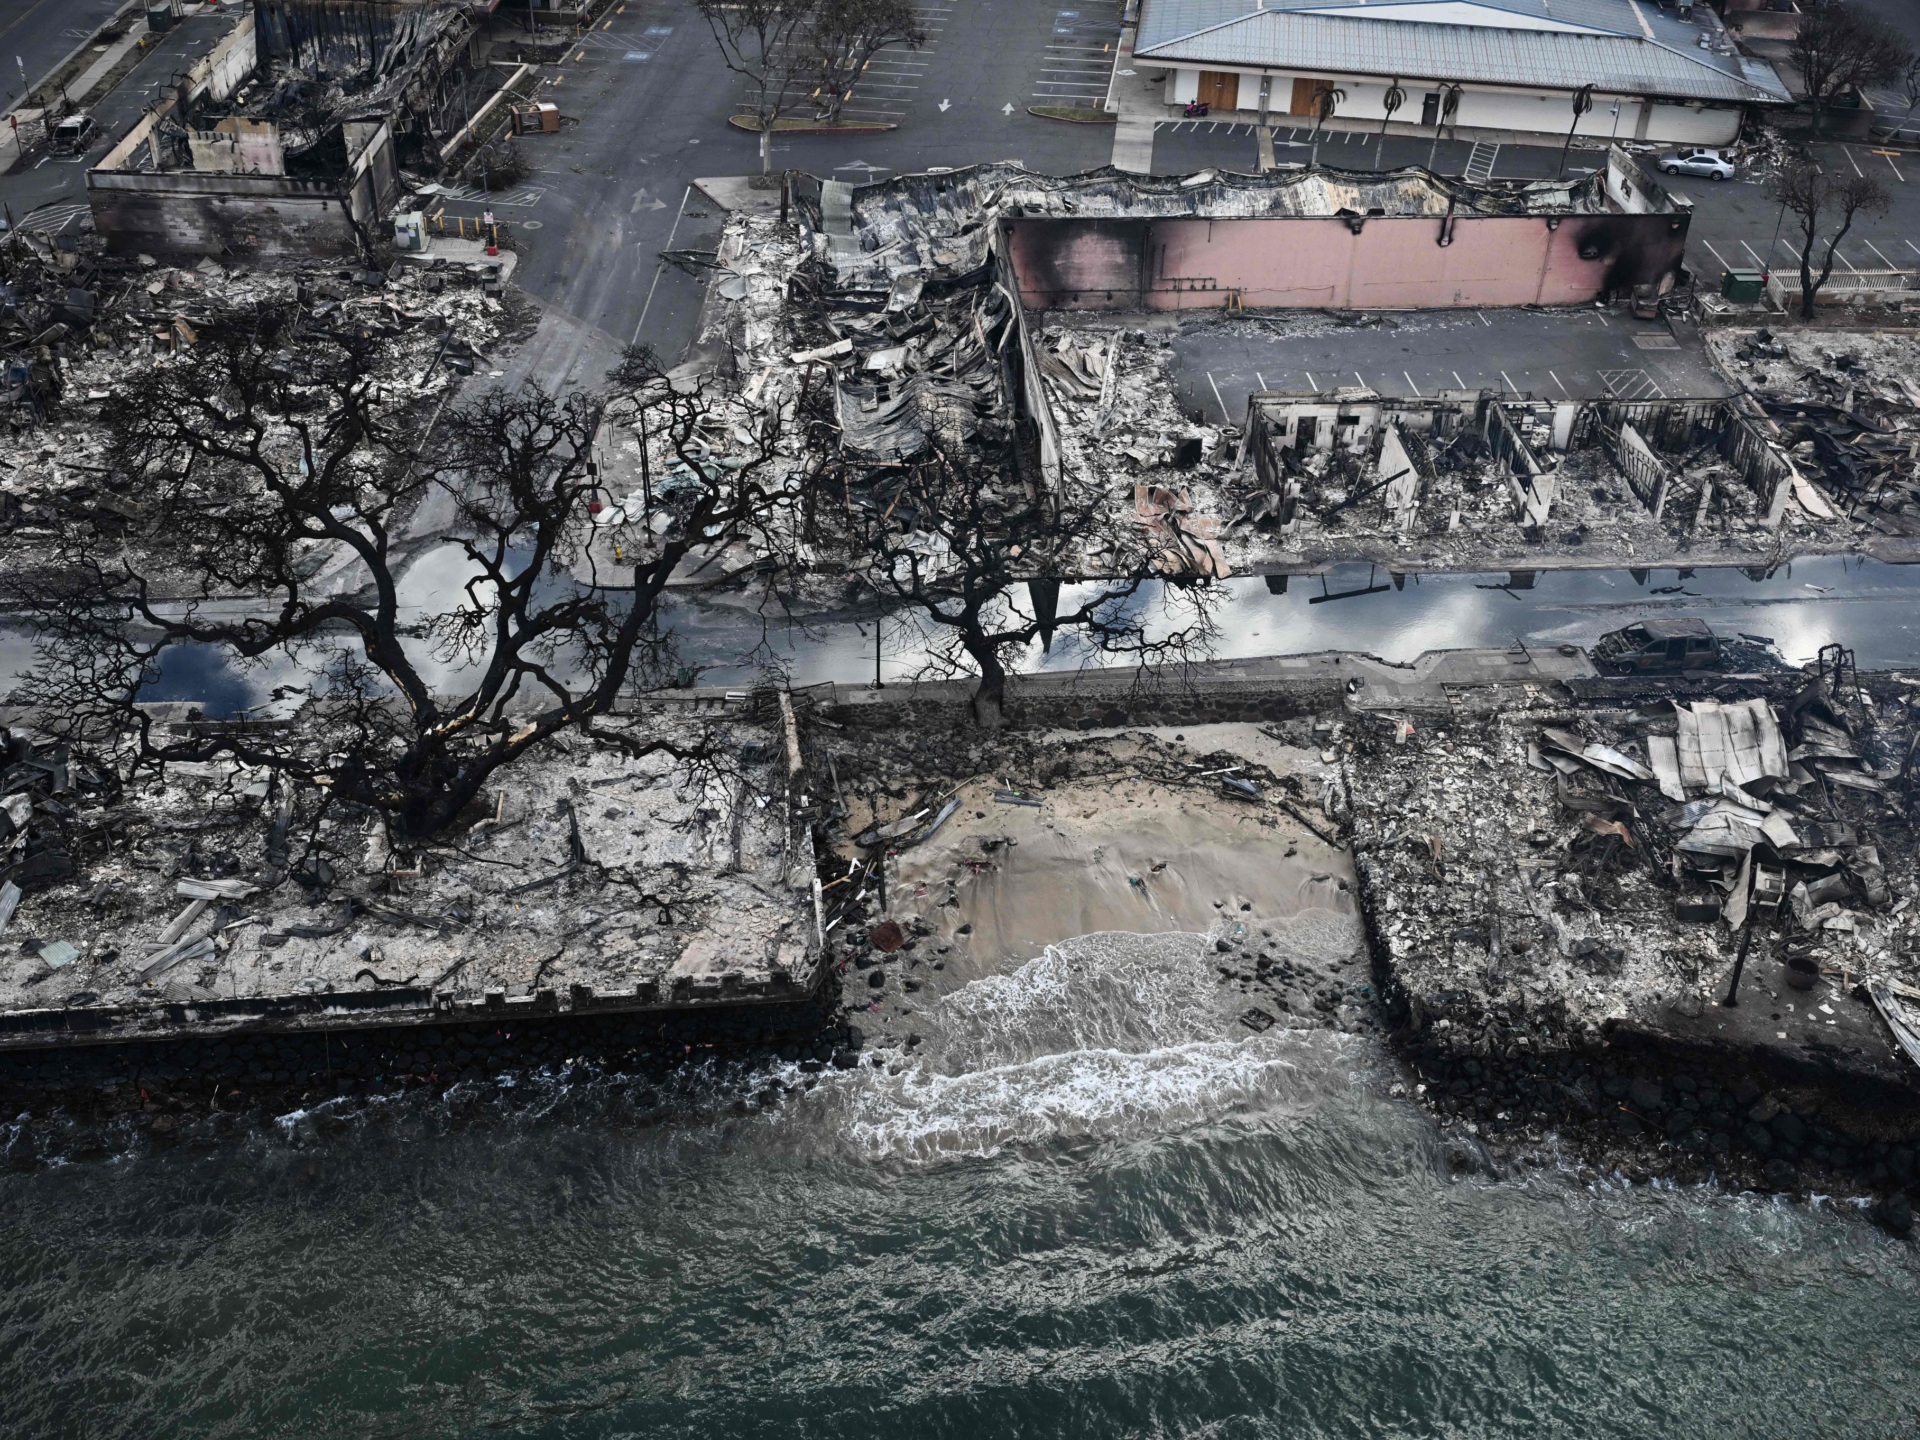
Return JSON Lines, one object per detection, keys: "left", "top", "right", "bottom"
{"left": 0, "top": 5, "right": 231, "bottom": 230}
{"left": 444, "top": 0, "right": 1129, "bottom": 392}
{"left": 0, "top": 0, "right": 127, "bottom": 113}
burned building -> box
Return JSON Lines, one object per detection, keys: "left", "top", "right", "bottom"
{"left": 1344, "top": 657, "right": 1920, "bottom": 1094}
{"left": 1227, "top": 389, "right": 1814, "bottom": 566}
{"left": 840, "top": 151, "right": 1692, "bottom": 314}
{"left": 87, "top": 1, "right": 487, "bottom": 259}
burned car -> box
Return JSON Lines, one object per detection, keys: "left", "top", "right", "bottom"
{"left": 1593, "top": 618, "right": 1722, "bottom": 673}
{"left": 49, "top": 114, "right": 96, "bottom": 155}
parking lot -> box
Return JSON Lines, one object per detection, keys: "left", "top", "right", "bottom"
{"left": 1160, "top": 307, "right": 1729, "bottom": 418}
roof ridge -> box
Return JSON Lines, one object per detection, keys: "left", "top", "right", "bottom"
{"left": 1131, "top": 8, "right": 1785, "bottom": 100}
{"left": 1137, "top": 4, "right": 1276, "bottom": 56}
{"left": 1187, "top": 0, "right": 1643, "bottom": 38}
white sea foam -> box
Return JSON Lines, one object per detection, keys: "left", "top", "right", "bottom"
{"left": 814, "top": 919, "right": 1369, "bottom": 1164}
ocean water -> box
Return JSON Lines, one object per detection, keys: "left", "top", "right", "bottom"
{"left": 3, "top": 928, "right": 1918, "bottom": 1438}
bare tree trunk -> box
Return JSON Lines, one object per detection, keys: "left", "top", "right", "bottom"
{"left": 965, "top": 637, "right": 1007, "bottom": 730}
{"left": 760, "top": 125, "right": 772, "bottom": 175}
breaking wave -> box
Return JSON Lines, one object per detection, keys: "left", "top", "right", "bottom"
{"left": 808, "top": 917, "right": 1371, "bottom": 1165}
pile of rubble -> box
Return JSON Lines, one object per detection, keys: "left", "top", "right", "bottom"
{"left": 1345, "top": 661, "right": 1920, "bottom": 1060}
{"left": 0, "top": 703, "right": 820, "bottom": 1038}
{"left": 0, "top": 726, "right": 114, "bottom": 965}
{"left": 1710, "top": 327, "right": 1920, "bottom": 541}
{"left": 0, "top": 229, "right": 525, "bottom": 562}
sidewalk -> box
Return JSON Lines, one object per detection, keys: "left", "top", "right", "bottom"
{"left": 0, "top": 6, "right": 151, "bottom": 173}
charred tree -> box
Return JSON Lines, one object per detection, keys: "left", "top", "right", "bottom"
{"left": 697, "top": 0, "right": 815, "bottom": 176}
{"left": 1769, "top": 160, "right": 1889, "bottom": 318}
{"left": 1790, "top": 0, "right": 1910, "bottom": 127}
{"left": 16, "top": 309, "right": 791, "bottom": 845}
{"left": 803, "top": 0, "right": 927, "bottom": 124}
{"left": 846, "top": 440, "right": 1220, "bottom": 729}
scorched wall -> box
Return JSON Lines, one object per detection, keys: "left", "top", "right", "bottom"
{"left": 1005, "top": 212, "right": 1689, "bottom": 310}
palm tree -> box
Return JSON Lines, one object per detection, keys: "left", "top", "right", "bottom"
{"left": 1376, "top": 81, "right": 1406, "bottom": 169}
{"left": 1308, "top": 85, "right": 1345, "bottom": 165}
{"left": 1425, "top": 84, "right": 1461, "bottom": 170}
{"left": 1558, "top": 84, "right": 1595, "bottom": 177}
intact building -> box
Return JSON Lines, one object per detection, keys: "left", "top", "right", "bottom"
{"left": 1128, "top": 0, "right": 1791, "bottom": 148}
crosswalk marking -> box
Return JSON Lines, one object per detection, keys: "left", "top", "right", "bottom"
{"left": 13, "top": 202, "right": 89, "bottom": 234}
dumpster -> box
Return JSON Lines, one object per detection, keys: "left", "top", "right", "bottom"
{"left": 1721, "top": 268, "right": 1765, "bottom": 303}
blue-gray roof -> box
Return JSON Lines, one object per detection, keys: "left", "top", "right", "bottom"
{"left": 1134, "top": 0, "right": 1791, "bottom": 104}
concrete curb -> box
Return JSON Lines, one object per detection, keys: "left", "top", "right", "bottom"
{"left": 725, "top": 116, "right": 896, "bottom": 136}
{"left": 0, "top": 0, "right": 145, "bottom": 173}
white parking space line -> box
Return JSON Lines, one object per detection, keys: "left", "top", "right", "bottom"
{"left": 1700, "top": 239, "right": 1733, "bottom": 272}
{"left": 1499, "top": 370, "right": 1519, "bottom": 394}
{"left": 1739, "top": 240, "right": 1767, "bottom": 267}
{"left": 1255, "top": 372, "right": 1268, "bottom": 390}
{"left": 1207, "top": 371, "right": 1233, "bottom": 423}
{"left": 1844, "top": 146, "right": 1864, "bottom": 176}
{"left": 1549, "top": 370, "right": 1570, "bottom": 398}
{"left": 1864, "top": 238, "right": 1899, "bottom": 268}
{"left": 750, "top": 1, "right": 950, "bottom": 122}
{"left": 1404, "top": 371, "right": 1421, "bottom": 396}
{"left": 1035, "top": 4, "right": 1123, "bottom": 107}
{"left": 1887, "top": 153, "right": 1906, "bottom": 182}
{"left": 1452, "top": 370, "right": 1466, "bottom": 388}
{"left": 1306, "top": 371, "right": 1320, "bottom": 390}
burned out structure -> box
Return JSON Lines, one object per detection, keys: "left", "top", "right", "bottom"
{"left": 998, "top": 152, "right": 1690, "bottom": 313}
{"left": 762, "top": 155, "right": 1920, "bottom": 576}
{"left": 685, "top": 156, "right": 1869, "bottom": 583}
{"left": 0, "top": 698, "right": 827, "bottom": 1052}
{"left": 87, "top": 1, "right": 486, "bottom": 259}
{"left": 1343, "top": 655, "right": 1920, "bottom": 1185}
{"left": 828, "top": 151, "right": 1690, "bottom": 317}
{"left": 1228, "top": 388, "right": 1822, "bottom": 567}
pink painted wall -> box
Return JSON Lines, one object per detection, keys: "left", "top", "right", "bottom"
{"left": 1006, "top": 213, "right": 1687, "bottom": 310}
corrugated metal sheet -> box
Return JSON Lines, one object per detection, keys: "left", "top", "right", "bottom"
{"left": 1134, "top": 1, "right": 1790, "bottom": 104}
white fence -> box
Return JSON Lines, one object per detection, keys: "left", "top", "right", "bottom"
{"left": 1765, "top": 268, "right": 1920, "bottom": 311}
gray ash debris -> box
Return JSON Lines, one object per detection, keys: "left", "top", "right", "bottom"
{"left": 1708, "top": 327, "right": 1920, "bottom": 543}
{"left": 1348, "top": 659, "right": 1920, "bottom": 1057}
{"left": 0, "top": 727, "right": 118, "bottom": 944}
{"left": 0, "top": 232, "right": 525, "bottom": 562}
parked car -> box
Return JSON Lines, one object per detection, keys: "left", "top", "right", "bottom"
{"left": 1592, "top": 618, "right": 1722, "bottom": 673}
{"left": 50, "top": 114, "right": 96, "bottom": 155}
{"left": 1657, "top": 147, "right": 1735, "bottom": 180}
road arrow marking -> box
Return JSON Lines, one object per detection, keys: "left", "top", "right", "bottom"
{"left": 938, "top": 98, "right": 951, "bottom": 112}
{"left": 1002, "top": 102, "right": 1016, "bottom": 115}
